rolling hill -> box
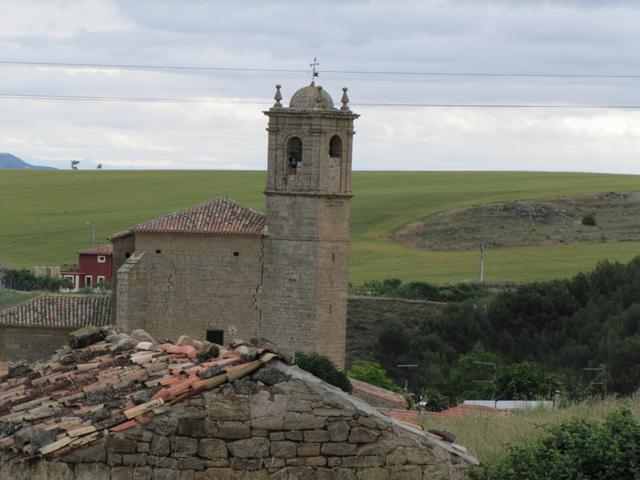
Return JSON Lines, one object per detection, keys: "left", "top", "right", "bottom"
{"left": 0, "top": 153, "right": 55, "bottom": 170}
{"left": 0, "top": 170, "right": 638, "bottom": 284}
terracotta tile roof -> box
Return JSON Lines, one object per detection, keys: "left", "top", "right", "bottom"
{"left": 0, "top": 328, "right": 277, "bottom": 460}
{"left": 0, "top": 295, "right": 111, "bottom": 329}
{"left": 351, "top": 378, "right": 409, "bottom": 409}
{"left": 133, "top": 197, "right": 265, "bottom": 236}
{"left": 78, "top": 244, "right": 113, "bottom": 255}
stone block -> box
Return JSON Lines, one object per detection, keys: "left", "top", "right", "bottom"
{"left": 404, "top": 447, "right": 436, "bottom": 465}
{"left": 327, "top": 457, "right": 342, "bottom": 467}
{"left": 208, "top": 421, "right": 251, "bottom": 439}
{"left": 137, "top": 442, "right": 150, "bottom": 453}
{"left": 328, "top": 421, "right": 350, "bottom": 442}
{"left": 150, "top": 434, "right": 171, "bottom": 456}
{"left": 179, "top": 471, "right": 196, "bottom": 480}
{"left": 73, "top": 463, "right": 110, "bottom": 480}
{"left": 110, "top": 466, "right": 134, "bottom": 480}
{"left": 122, "top": 453, "right": 147, "bottom": 466}
{"left": 152, "top": 468, "right": 180, "bottom": 480}
{"left": 133, "top": 466, "right": 153, "bottom": 480}
{"left": 341, "top": 456, "right": 384, "bottom": 468}
{"left": 106, "top": 436, "right": 138, "bottom": 454}
{"left": 270, "top": 440, "right": 297, "bottom": 458}
{"left": 348, "top": 426, "right": 380, "bottom": 443}
{"left": 297, "top": 442, "right": 320, "bottom": 456}
{"left": 304, "top": 456, "right": 326, "bottom": 466}
{"left": 172, "top": 436, "right": 199, "bottom": 457}
{"left": 283, "top": 412, "right": 326, "bottom": 430}
{"left": 388, "top": 465, "right": 422, "bottom": 480}
{"left": 178, "top": 417, "right": 206, "bottom": 437}
{"left": 321, "top": 442, "right": 357, "bottom": 456}
{"left": 60, "top": 442, "right": 106, "bottom": 463}
{"left": 227, "top": 437, "right": 270, "bottom": 458}
{"left": 250, "top": 390, "right": 287, "bottom": 430}
{"left": 269, "top": 432, "right": 285, "bottom": 441}
{"left": 356, "top": 468, "right": 390, "bottom": 480}
{"left": 199, "top": 438, "right": 227, "bottom": 459}
{"left": 285, "top": 431, "right": 303, "bottom": 441}
{"left": 303, "top": 429, "right": 330, "bottom": 442}
{"left": 178, "top": 457, "right": 206, "bottom": 470}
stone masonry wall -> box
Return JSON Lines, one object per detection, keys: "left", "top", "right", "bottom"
{"left": 116, "top": 233, "right": 263, "bottom": 344}
{"left": 0, "top": 362, "right": 471, "bottom": 479}
{"left": 0, "top": 326, "right": 72, "bottom": 362}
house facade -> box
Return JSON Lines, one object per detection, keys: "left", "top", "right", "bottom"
{"left": 112, "top": 81, "right": 357, "bottom": 368}
{"left": 60, "top": 244, "right": 113, "bottom": 290}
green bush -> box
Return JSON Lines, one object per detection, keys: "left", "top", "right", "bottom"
{"left": 347, "top": 360, "right": 401, "bottom": 392}
{"left": 470, "top": 409, "right": 640, "bottom": 480}
{"left": 3, "top": 269, "right": 72, "bottom": 292}
{"left": 295, "top": 352, "right": 352, "bottom": 393}
{"left": 582, "top": 212, "right": 597, "bottom": 226}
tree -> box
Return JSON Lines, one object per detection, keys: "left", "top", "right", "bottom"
{"left": 295, "top": 352, "right": 352, "bottom": 393}
{"left": 347, "top": 360, "right": 401, "bottom": 392}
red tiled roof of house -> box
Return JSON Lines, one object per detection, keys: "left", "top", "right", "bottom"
{"left": 0, "top": 329, "right": 277, "bottom": 460}
{"left": 351, "top": 378, "right": 409, "bottom": 409}
{"left": 78, "top": 244, "right": 113, "bottom": 255}
{"left": 133, "top": 197, "right": 265, "bottom": 236}
{"left": 0, "top": 295, "right": 111, "bottom": 329}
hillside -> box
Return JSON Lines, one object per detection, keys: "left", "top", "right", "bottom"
{"left": 0, "top": 170, "right": 639, "bottom": 283}
{"left": 0, "top": 153, "right": 55, "bottom": 170}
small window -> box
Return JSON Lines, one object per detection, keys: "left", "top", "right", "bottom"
{"left": 155, "top": 249, "right": 162, "bottom": 254}
{"left": 97, "top": 276, "right": 105, "bottom": 286}
{"left": 207, "top": 330, "right": 224, "bottom": 345}
{"left": 97, "top": 255, "right": 106, "bottom": 263}
{"left": 125, "top": 252, "right": 131, "bottom": 259}
{"left": 331, "top": 252, "right": 335, "bottom": 262}
{"left": 329, "top": 304, "right": 333, "bottom": 314}
{"left": 85, "top": 276, "right": 92, "bottom": 288}
{"left": 286, "top": 136, "right": 303, "bottom": 175}
{"left": 329, "top": 135, "right": 342, "bottom": 157}
{"left": 233, "top": 251, "right": 239, "bottom": 257}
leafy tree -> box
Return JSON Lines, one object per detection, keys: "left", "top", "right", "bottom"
{"left": 470, "top": 410, "right": 640, "bottom": 480}
{"left": 295, "top": 352, "right": 352, "bottom": 393}
{"left": 495, "top": 362, "right": 562, "bottom": 400}
{"left": 347, "top": 360, "right": 401, "bottom": 392}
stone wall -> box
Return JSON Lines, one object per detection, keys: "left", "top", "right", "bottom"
{"left": 0, "top": 326, "right": 72, "bottom": 362}
{"left": 115, "top": 232, "right": 263, "bottom": 344}
{"left": 110, "top": 232, "right": 136, "bottom": 323}
{"left": 0, "top": 362, "right": 473, "bottom": 479}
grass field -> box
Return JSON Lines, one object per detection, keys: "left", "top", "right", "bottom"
{"left": 424, "top": 396, "right": 640, "bottom": 465}
{"left": 0, "top": 288, "right": 41, "bottom": 310}
{"left": 1, "top": 170, "right": 639, "bottom": 283}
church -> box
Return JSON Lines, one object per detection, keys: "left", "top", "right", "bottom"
{"left": 110, "top": 81, "right": 358, "bottom": 368}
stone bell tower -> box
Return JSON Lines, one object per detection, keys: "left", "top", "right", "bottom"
{"left": 260, "top": 81, "right": 358, "bottom": 369}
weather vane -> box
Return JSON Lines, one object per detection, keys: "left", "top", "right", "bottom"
{"left": 310, "top": 57, "right": 319, "bottom": 84}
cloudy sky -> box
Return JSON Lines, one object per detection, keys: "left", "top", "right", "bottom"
{"left": 1, "top": 0, "right": 640, "bottom": 173}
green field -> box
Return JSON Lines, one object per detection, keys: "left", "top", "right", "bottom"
{"left": 1, "top": 170, "right": 638, "bottom": 284}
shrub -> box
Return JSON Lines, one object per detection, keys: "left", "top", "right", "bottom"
{"left": 295, "top": 352, "right": 352, "bottom": 393}
{"left": 347, "top": 360, "right": 401, "bottom": 392}
{"left": 469, "top": 409, "right": 640, "bottom": 480}
{"left": 582, "top": 212, "right": 597, "bottom": 226}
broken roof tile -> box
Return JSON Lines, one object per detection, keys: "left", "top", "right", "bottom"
{"left": 0, "top": 328, "right": 278, "bottom": 461}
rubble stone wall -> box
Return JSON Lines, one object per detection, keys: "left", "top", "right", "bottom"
{"left": 115, "top": 232, "right": 263, "bottom": 344}
{"left": 0, "top": 363, "right": 470, "bottom": 479}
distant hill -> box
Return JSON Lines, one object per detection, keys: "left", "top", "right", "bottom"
{"left": 0, "top": 153, "right": 56, "bottom": 170}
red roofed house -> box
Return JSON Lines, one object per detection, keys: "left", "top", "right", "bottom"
{"left": 111, "top": 82, "right": 358, "bottom": 368}
{"left": 60, "top": 244, "right": 113, "bottom": 291}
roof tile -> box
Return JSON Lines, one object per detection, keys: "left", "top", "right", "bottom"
{"left": 133, "top": 197, "right": 265, "bottom": 236}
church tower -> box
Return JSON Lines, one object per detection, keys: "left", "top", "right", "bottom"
{"left": 261, "top": 80, "right": 358, "bottom": 369}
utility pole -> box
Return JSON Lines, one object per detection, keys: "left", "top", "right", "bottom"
{"left": 584, "top": 364, "right": 608, "bottom": 397}
{"left": 85, "top": 221, "right": 95, "bottom": 247}
{"left": 473, "top": 361, "right": 497, "bottom": 401}
{"left": 397, "top": 364, "right": 419, "bottom": 405}
{"left": 479, "top": 243, "right": 485, "bottom": 284}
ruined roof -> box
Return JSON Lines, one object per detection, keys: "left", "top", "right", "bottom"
{"left": 0, "top": 328, "right": 276, "bottom": 460}
{"left": 0, "top": 295, "right": 111, "bottom": 329}
{"left": 78, "top": 245, "right": 113, "bottom": 255}
{"left": 132, "top": 197, "right": 265, "bottom": 236}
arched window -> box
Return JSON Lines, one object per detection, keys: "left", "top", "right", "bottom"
{"left": 286, "top": 137, "right": 302, "bottom": 175}
{"left": 329, "top": 135, "right": 342, "bottom": 158}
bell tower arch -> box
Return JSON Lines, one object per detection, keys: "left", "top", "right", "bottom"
{"left": 261, "top": 82, "right": 358, "bottom": 368}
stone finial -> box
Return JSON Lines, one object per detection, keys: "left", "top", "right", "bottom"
{"left": 273, "top": 84, "right": 282, "bottom": 108}
{"left": 341, "top": 87, "right": 350, "bottom": 111}
{"left": 316, "top": 85, "right": 324, "bottom": 103}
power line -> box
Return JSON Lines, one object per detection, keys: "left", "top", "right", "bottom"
{"left": 2, "top": 60, "right": 640, "bottom": 80}
{"left": 2, "top": 93, "right": 640, "bottom": 109}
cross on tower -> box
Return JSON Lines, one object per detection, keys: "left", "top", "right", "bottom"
{"left": 309, "top": 57, "right": 319, "bottom": 84}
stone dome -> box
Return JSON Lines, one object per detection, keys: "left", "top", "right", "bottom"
{"left": 289, "top": 83, "right": 335, "bottom": 110}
